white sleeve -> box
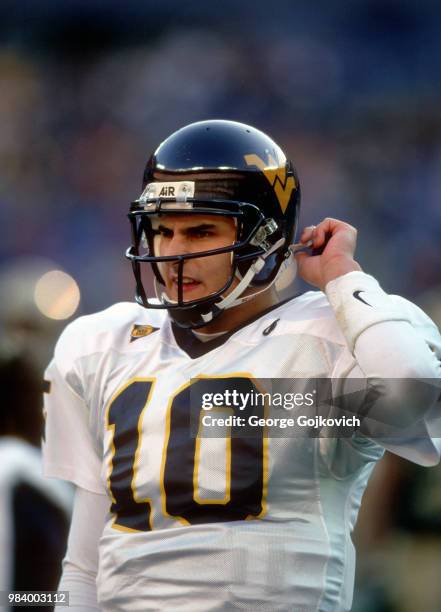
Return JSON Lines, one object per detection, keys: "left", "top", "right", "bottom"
{"left": 56, "top": 487, "right": 108, "bottom": 612}
{"left": 326, "top": 271, "right": 441, "bottom": 371}
{"left": 326, "top": 271, "right": 441, "bottom": 466}
{"left": 42, "top": 357, "right": 104, "bottom": 495}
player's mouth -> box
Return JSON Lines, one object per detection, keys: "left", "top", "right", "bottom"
{"left": 170, "top": 275, "right": 202, "bottom": 295}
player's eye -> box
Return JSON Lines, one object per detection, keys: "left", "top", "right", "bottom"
{"left": 157, "top": 227, "right": 174, "bottom": 239}
{"left": 188, "top": 228, "right": 214, "bottom": 239}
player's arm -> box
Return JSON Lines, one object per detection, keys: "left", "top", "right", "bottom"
{"left": 43, "top": 318, "right": 108, "bottom": 607}
{"left": 43, "top": 319, "right": 104, "bottom": 494}
{"left": 295, "top": 217, "right": 440, "bottom": 379}
{"left": 296, "top": 218, "right": 441, "bottom": 464}
{"left": 56, "top": 486, "right": 108, "bottom": 612}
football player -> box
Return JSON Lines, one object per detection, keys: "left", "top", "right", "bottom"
{"left": 43, "top": 120, "right": 441, "bottom": 611}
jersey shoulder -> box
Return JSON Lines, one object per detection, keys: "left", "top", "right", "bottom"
{"left": 53, "top": 302, "right": 167, "bottom": 371}
{"left": 237, "top": 290, "right": 346, "bottom": 347}
{"left": 278, "top": 290, "right": 347, "bottom": 343}
{"left": 279, "top": 290, "right": 335, "bottom": 322}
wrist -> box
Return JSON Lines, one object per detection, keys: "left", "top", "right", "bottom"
{"left": 321, "top": 259, "right": 362, "bottom": 290}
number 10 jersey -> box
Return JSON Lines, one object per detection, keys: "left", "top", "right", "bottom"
{"left": 43, "top": 281, "right": 440, "bottom": 612}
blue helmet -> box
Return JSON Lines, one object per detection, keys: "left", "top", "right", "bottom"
{"left": 126, "top": 119, "right": 301, "bottom": 329}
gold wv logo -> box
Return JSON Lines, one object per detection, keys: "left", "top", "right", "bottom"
{"left": 244, "top": 153, "right": 296, "bottom": 213}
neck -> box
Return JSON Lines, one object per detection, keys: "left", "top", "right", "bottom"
{"left": 197, "top": 286, "right": 280, "bottom": 334}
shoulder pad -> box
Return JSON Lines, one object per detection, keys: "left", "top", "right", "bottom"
{"left": 53, "top": 302, "right": 167, "bottom": 374}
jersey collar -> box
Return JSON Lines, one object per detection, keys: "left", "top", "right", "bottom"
{"left": 170, "top": 293, "right": 302, "bottom": 359}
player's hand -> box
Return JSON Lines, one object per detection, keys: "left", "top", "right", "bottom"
{"left": 294, "top": 218, "right": 362, "bottom": 291}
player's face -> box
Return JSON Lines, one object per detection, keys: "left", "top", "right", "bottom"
{"left": 153, "top": 214, "right": 238, "bottom": 302}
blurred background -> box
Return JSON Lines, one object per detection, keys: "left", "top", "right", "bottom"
{"left": 0, "top": 1, "right": 440, "bottom": 610}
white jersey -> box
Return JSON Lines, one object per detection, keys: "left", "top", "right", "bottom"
{"left": 43, "top": 272, "right": 441, "bottom": 612}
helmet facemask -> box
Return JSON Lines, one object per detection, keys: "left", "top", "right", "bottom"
{"left": 127, "top": 195, "right": 282, "bottom": 328}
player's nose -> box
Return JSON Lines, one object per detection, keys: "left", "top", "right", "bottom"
{"left": 163, "top": 233, "right": 192, "bottom": 257}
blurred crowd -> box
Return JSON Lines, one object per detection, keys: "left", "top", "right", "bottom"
{"left": 0, "top": 1, "right": 440, "bottom": 610}
{"left": 1, "top": 0, "right": 441, "bottom": 312}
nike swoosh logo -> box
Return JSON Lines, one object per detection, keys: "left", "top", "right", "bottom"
{"left": 353, "top": 290, "right": 372, "bottom": 307}
{"left": 263, "top": 318, "right": 280, "bottom": 336}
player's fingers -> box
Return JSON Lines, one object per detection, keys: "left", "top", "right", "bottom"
{"left": 311, "top": 222, "right": 332, "bottom": 249}
{"left": 318, "top": 217, "right": 356, "bottom": 236}
{"left": 293, "top": 251, "right": 310, "bottom": 274}
{"left": 314, "top": 218, "right": 356, "bottom": 246}
{"left": 293, "top": 250, "right": 309, "bottom": 261}
{"left": 300, "top": 225, "right": 316, "bottom": 243}
{"left": 316, "top": 218, "right": 337, "bottom": 236}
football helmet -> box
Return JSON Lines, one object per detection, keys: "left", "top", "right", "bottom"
{"left": 126, "top": 120, "right": 301, "bottom": 329}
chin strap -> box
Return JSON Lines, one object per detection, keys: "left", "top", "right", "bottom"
{"left": 200, "top": 237, "right": 287, "bottom": 322}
